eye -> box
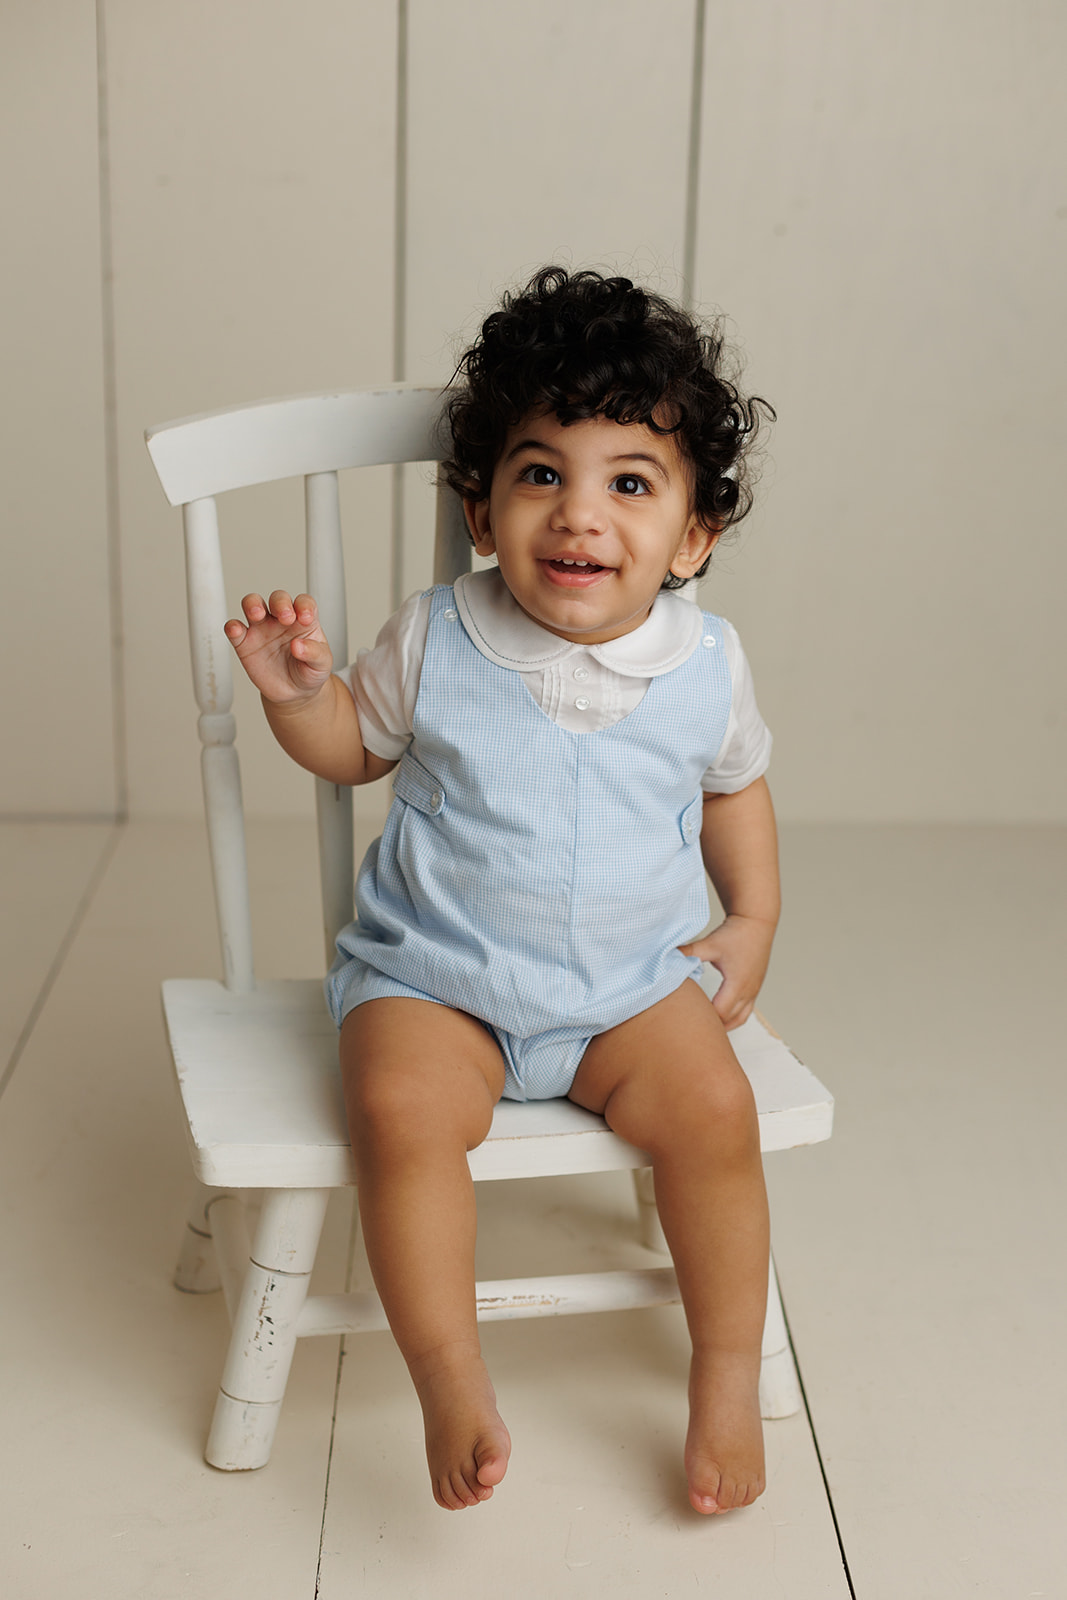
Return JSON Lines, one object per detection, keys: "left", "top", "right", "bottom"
{"left": 610, "top": 473, "right": 650, "bottom": 496}
{"left": 520, "top": 463, "right": 560, "bottom": 487}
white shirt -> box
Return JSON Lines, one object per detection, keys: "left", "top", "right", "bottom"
{"left": 340, "top": 568, "right": 771, "bottom": 793}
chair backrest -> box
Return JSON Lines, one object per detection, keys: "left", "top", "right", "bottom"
{"left": 145, "top": 385, "right": 469, "bottom": 994}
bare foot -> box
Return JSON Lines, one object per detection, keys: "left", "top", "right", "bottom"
{"left": 685, "top": 1351, "right": 766, "bottom": 1514}
{"left": 410, "top": 1344, "right": 512, "bottom": 1510}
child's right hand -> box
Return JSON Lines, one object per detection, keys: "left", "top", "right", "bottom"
{"left": 224, "top": 590, "right": 334, "bottom": 704}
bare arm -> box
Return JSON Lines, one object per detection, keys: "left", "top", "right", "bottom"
{"left": 224, "top": 589, "right": 396, "bottom": 787}
{"left": 678, "top": 775, "right": 780, "bottom": 1030}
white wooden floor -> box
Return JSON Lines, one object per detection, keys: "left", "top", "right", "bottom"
{"left": 2, "top": 818, "right": 1064, "bottom": 1598}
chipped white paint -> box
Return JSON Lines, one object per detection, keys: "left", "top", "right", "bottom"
{"left": 205, "top": 1188, "right": 328, "bottom": 1470}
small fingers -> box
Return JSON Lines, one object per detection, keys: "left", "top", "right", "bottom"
{"left": 267, "top": 589, "right": 297, "bottom": 623}
{"left": 710, "top": 978, "right": 740, "bottom": 1022}
{"left": 714, "top": 988, "right": 755, "bottom": 1032}
{"left": 238, "top": 591, "right": 319, "bottom": 628}
{"left": 266, "top": 589, "right": 317, "bottom": 625}
{"left": 290, "top": 592, "right": 319, "bottom": 626}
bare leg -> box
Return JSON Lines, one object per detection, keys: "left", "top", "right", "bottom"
{"left": 568, "top": 978, "right": 770, "bottom": 1514}
{"left": 341, "top": 998, "right": 511, "bottom": 1510}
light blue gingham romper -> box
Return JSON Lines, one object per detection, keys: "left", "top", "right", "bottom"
{"left": 326, "top": 583, "right": 734, "bottom": 1101}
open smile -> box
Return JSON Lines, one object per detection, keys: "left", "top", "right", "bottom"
{"left": 539, "top": 557, "right": 614, "bottom": 588}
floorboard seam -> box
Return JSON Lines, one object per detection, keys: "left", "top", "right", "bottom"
{"left": 314, "top": 1337, "right": 347, "bottom": 1599}
{"left": 315, "top": 1197, "right": 362, "bottom": 1596}
{"left": 780, "top": 1290, "right": 858, "bottom": 1598}
{"left": 0, "top": 821, "right": 125, "bottom": 1106}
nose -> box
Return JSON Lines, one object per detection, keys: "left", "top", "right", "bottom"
{"left": 550, "top": 477, "right": 608, "bottom": 537}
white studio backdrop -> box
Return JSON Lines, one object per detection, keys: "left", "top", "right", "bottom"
{"left": 2, "top": 0, "right": 1063, "bottom": 823}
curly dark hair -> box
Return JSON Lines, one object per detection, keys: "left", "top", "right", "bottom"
{"left": 441, "top": 266, "right": 774, "bottom": 588}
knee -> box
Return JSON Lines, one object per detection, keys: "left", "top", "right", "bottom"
{"left": 701, "top": 1069, "right": 760, "bottom": 1161}
{"left": 623, "top": 1062, "right": 759, "bottom": 1164}
{"left": 345, "top": 1058, "right": 415, "bottom": 1130}
{"left": 343, "top": 1058, "right": 493, "bottom": 1164}
{"left": 343, "top": 1061, "right": 421, "bottom": 1159}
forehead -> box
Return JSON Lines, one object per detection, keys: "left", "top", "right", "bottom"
{"left": 499, "top": 410, "right": 691, "bottom": 476}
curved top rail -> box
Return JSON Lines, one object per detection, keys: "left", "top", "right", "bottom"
{"left": 145, "top": 385, "right": 451, "bottom": 506}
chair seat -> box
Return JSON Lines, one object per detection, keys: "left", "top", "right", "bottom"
{"left": 163, "top": 976, "right": 834, "bottom": 1188}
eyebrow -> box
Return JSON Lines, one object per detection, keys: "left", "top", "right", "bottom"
{"left": 607, "top": 452, "right": 671, "bottom": 479}
{"left": 502, "top": 438, "right": 673, "bottom": 480}
{"left": 502, "top": 437, "right": 556, "bottom": 463}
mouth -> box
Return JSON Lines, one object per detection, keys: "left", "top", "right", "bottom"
{"left": 540, "top": 557, "right": 613, "bottom": 588}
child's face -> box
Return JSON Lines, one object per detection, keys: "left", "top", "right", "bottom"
{"left": 463, "top": 413, "right": 717, "bottom": 645}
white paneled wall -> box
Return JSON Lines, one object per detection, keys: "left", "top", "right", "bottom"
{"left": 395, "top": 0, "right": 696, "bottom": 597}
{"left": 1, "top": 2, "right": 1063, "bottom": 822}
{"left": 104, "top": 0, "right": 399, "bottom": 820}
{"left": 405, "top": 0, "right": 694, "bottom": 375}
{"left": 692, "top": 0, "right": 1066, "bottom": 821}
{"left": 1, "top": 2, "right": 114, "bottom": 816}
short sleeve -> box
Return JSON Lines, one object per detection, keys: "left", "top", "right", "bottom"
{"left": 700, "top": 620, "right": 772, "bottom": 793}
{"left": 336, "top": 590, "right": 431, "bottom": 761}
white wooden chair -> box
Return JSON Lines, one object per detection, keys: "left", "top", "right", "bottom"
{"left": 145, "top": 386, "right": 834, "bottom": 1471}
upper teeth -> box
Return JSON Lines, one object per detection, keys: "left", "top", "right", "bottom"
{"left": 561, "top": 559, "right": 591, "bottom": 566}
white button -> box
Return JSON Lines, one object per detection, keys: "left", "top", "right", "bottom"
{"left": 430, "top": 790, "right": 443, "bottom": 809}
{"left": 443, "top": 608, "right": 458, "bottom": 621}
{"left": 702, "top": 635, "right": 716, "bottom": 648}
{"left": 573, "top": 666, "right": 589, "bottom": 680}
{"left": 575, "top": 696, "right": 591, "bottom": 711}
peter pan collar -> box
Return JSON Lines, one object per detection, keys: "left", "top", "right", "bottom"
{"left": 453, "top": 567, "right": 704, "bottom": 677}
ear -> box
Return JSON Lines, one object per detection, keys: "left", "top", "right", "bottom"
{"left": 464, "top": 497, "right": 495, "bottom": 558}
{"left": 669, "top": 515, "right": 720, "bottom": 581}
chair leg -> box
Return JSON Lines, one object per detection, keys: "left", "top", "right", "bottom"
{"left": 174, "top": 1179, "right": 223, "bottom": 1293}
{"left": 205, "top": 1187, "right": 330, "bottom": 1470}
{"left": 632, "top": 1166, "right": 669, "bottom": 1252}
{"left": 759, "top": 1255, "right": 802, "bottom": 1420}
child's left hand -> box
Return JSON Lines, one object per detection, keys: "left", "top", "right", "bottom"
{"left": 678, "top": 914, "right": 776, "bottom": 1031}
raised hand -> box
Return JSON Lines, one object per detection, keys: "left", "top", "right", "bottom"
{"left": 224, "top": 590, "right": 334, "bottom": 704}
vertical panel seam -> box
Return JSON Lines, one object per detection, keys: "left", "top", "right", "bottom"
{"left": 390, "top": 0, "right": 410, "bottom": 609}
{"left": 683, "top": 0, "right": 707, "bottom": 310}
{"left": 392, "top": 0, "right": 409, "bottom": 386}
{"left": 95, "top": 2, "right": 128, "bottom": 820}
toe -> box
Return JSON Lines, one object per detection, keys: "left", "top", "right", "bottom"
{"left": 688, "top": 1464, "right": 723, "bottom": 1515}
{"left": 434, "top": 1480, "right": 460, "bottom": 1511}
{"left": 475, "top": 1439, "right": 510, "bottom": 1489}
{"left": 437, "top": 1469, "right": 480, "bottom": 1511}
{"left": 455, "top": 1470, "right": 482, "bottom": 1508}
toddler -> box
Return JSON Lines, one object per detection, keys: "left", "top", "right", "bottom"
{"left": 225, "top": 267, "right": 779, "bottom": 1516}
